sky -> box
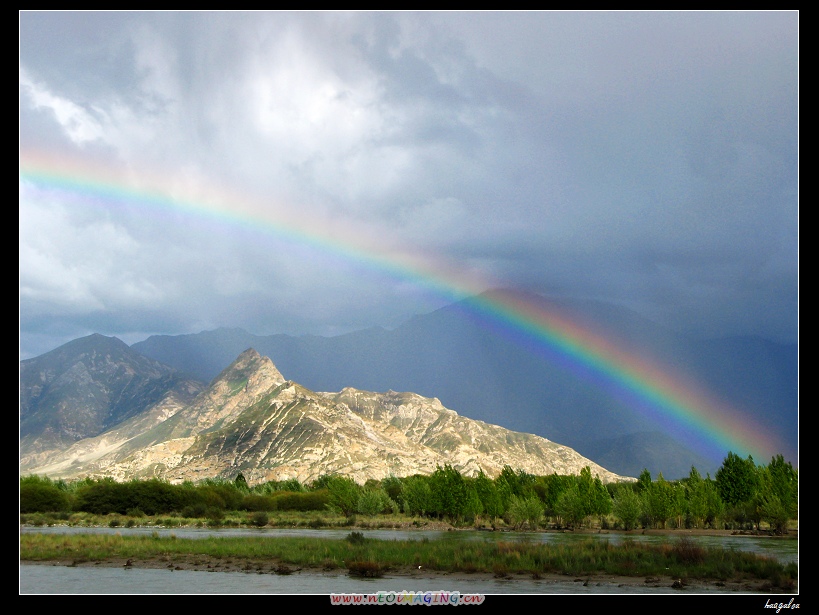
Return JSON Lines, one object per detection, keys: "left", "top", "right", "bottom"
{"left": 19, "top": 11, "right": 798, "bottom": 361}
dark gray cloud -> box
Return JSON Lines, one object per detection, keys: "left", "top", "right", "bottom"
{"left": 19, "top": 11, "right": 798, "bottom": 359}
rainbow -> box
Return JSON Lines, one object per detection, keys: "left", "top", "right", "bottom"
{"left": 19, "top": 151, "right": 784, "bottom": 466}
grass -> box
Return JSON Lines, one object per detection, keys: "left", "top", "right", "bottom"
{"left": 20, "top": 509, "right": 799, "bottom": 534}
{"left": 19, "top": 510, "right": 428, "bottom": 530}
{"left": 19, "top": 531, "right": 797, "bottom": 590}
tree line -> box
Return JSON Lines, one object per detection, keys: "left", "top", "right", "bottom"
{"left": 20, "top": 451, "right": 797, "bottom": 533}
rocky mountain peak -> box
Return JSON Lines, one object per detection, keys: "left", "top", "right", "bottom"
{"left": 209, "top": 347, "right": 286, "bottom": 390}
{"left": 21, "top": 342, "right": 636, "bottom": 486}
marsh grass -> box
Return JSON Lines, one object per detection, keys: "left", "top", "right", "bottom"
{"left": 20, "top": 533, "right": 796, "bottom": 588}
{"left": 20, "top": 510, "right": 437, "bottom": 532}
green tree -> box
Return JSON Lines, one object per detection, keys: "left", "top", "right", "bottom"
{"left": 474, "top": 470, "right": 503, "bottom": 519}
{"left": 507, "top": 494, "right": 543, "bottom": 530}
{"left": 590, "top": 473, "right": 612, "bottom": 521}
{"left": 493, "top": 466, "right": 520, "bottom": 509}
{"left": 611, "top": 484, "right": 641, "bottom": 530}
{"left": 555, "top": 483, "right": 585, "bottom": 528}
{"left": 538, "top": 473, "right": 573, "bottom": 517}
{"left": 514, "top": 469, "right": 537, "bottom": 497}
{"left": 428, "top": 465, "right": 469, "bottom": 521}
{"left": 715, "top": 452, "right": 759, "bottom": 507}
{"left": 765, "top": 455, "right": 798, "bottom": 519}
{"left": 462, "top": 479, "right": 484, "bottom": 523}
{"left": 576, "top": 467, "right": 595, "bottom": 520}
{"left": 572, "top": 467, "right": 611, "bottom": 524}
{"left": 400, "top": 475, "right": 433, "bottom": 516}
{"left": 357, "top": 488, "right": 388, "bottom": 516}
{"left": 278, "top": 478, "right": 304, "bottom": 492}
{"left": 196, "top": 478, "right": 244, "bottom": 511}
{"left": 20, "top": 475, "right": 70, "bottom": 513}
{"left": 645, "top": 472, "right": 675, "bottom": 528}
{"left": 636, "top": 469, "right": 652, "bottom": 493}
{"left": 324, "top": 475, "right": 361, "bottom": 517}
{"left": 685, "top": 466, "right": 709, "bottom": 528}
{"left": 74, "top": 478, "right": 130, "bottom": 515}
{"left": 756, "top": 455, "right": 798, "bottom": 534}
{"left": 669, "top": 481, "right": 687, "bottom": 529}
{"left": 380, "top": 475, "right": 403, "bottom": 503}
{"left": 702, "top": 474, "right": 724, "bottom": 528}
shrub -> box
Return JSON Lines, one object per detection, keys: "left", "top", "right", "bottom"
{"left": 241, "top": 494, "right": 277, "bottom": 512}
{"left": 357, "top": 489, "right": 387, "bottom": 517}
{"left": 20, "top": 476, "right": 71, "bottom": 513}
{"left": 127, "top": 479, "right": 191, "bottom": 515}
{"left": 250, "top": 511, "right": 269, "bottom": 527}
{"left": 197, "top": 481, "right": 244, "bottom": 511}
{"left": 346, "top": 531, "right": 366, "bottom": 545}
{"left": 347, "top": 560, "right": 384, "bottom": 578}
{"left": 612, "top": 486, "right": 642, "bottom": 531}
{"left": 181, "top": 503, "right": 208, "bottom": 518}
{"left": 325, "top": 477, "right": 361, "bottom": 516}
{"left": 74, "top": 479, "right": 130, "bottom": 515}
{"left": 25, "top": 513, "right": 47, "bottom": 526}
{"left": 205, "top": 507, "right": 224, "bottom": 521}
{"left": 272, "top": 490, "right": 330, "bottom": 511}
{"left": 507, "top": 495, "right": 543, "bottom": 530}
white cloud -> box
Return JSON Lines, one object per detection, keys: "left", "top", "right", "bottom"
{"left": 18, "top": 11, "right": 798, "bottom": 356}
{"left": 20, "top": 69, "right": 108, "bottom": 146}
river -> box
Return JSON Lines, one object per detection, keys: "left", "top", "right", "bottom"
{"left": 19, "top": 525, "right": 798, "bottom": 596}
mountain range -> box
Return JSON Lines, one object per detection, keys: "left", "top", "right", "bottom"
{"left": 20, "top": 291, "right": 797, "bottom": 480}
{"left": 130, "top": 291, "right": 798, "bottom": 478}
{"left": 19, "top": 339, "right": 632, "bottom": 485}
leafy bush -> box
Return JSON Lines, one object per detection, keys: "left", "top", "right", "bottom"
{"left": 241, "top": 494, "right": 277, "bottom": 512}
{"left": 74, "top": 479, "right": 130, "bottom": 515}
{"left": 205, "top": 507, "right": 224, "bottom": 521}
{"left": 357, "top": 489, "right": 387, "bottom": 516}
{"left": 325, "top": 477, "right": 361, "bottom": 516}
{"left": 507, "top": 495, "right": 544, "bottom": 530}
{"left": 250, "top": 511, "right": 269, "bottom": 527}
{"left": 181, "top": 503, "right": 207, "bottom": 518}
{"left": 197, "top": 480, "right": 245, "bottom": 511}
{"left": 271, "top": 490, "right": 330, "bottom": 511}
{"left": 127, "top": 479, "right": 192, "bottom": 515}
{"left": 612, "top": 486, "right": 642, "bottom": 531}
{"left": 20, "top": 476, "right": 70, "bottom": 513}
